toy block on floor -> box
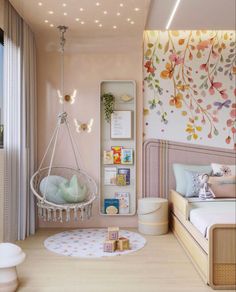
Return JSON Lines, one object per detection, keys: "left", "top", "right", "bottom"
{"left": 107, "top": 227, "right": 119, "bottom": 240}
{"left": 103, "top": 240, "right": 116, "bottom": 253}
{"left": 117, "top": 237, "right": 130, "bottom": 251}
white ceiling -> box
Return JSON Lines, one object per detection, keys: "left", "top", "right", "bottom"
{"left": 146, "top": 0, "right": 236, "bottom": 30}
{"left": 9, "top": 0, "right": 235, "bottom": 52}
{"left": 10, "top": 0, "right": 151, "bottom": 39}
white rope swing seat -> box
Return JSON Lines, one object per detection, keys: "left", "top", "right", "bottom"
{"left": 30, "top": 112, "right": 98, "bottom": 223}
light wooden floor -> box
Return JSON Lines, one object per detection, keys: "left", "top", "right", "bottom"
{"left": 16, "top": 229, "right": 230, "bottom": 292}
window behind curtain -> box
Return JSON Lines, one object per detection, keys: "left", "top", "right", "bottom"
{"left": 0, "top": 28, "right": 3, "bottom": 148}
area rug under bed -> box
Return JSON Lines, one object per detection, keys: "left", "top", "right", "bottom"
{"left": 44, "top": 228, "right": 146, "bottom": 258}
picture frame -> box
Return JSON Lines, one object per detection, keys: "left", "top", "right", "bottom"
{"left": 110, "top": 110, "right": 132, "bottom": 139}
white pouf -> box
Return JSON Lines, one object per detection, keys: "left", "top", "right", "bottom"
{"left": 0, "top": 243, "right": 26, "bottom": 292}
{"left": 138, "top": 197, "right": 168, "bottom": 235}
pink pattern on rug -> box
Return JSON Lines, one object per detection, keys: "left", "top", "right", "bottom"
{"left": 44, "top": 229, "right": 146, "bottom": 258}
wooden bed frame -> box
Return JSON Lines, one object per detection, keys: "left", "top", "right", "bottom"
{"left": 143, "top": 139, "right": 236, "bottom": 290}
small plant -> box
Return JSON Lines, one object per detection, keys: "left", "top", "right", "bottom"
{"left": 101, "top": 93, "right": 115, "bottom": 123}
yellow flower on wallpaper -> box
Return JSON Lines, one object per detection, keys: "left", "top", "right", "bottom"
{"left": 169, "top": 93, "right": 183, "bottom": 109}
{"left": 160, "top": 63, "right": 174, "bottom": 79}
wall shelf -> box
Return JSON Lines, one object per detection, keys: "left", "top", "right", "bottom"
{"left": 100, "top": 80, "right": 136, "bottom": 216}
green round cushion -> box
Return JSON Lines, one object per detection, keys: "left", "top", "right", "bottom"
{"left": 39, "top": 175, "right": 68, "bottom": 204}
{"left": 59, "top": 175, "right": 88, "bottom": 203}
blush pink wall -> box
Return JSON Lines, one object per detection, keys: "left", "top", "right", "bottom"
{"left": 36, "top": 37, "right": 143, "bottom": 228}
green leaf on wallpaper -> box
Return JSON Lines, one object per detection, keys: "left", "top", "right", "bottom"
{"left": 228, "top": 54, "right": 235, "bottom": 58}
{"left": 148, "top": 43, "right": 154, "bottom": 48}
{"left": 197, "top": 51, "right": 202, "bottom": 58}
{"left": 214, "top": 129, "right": 219, "bottom": 136}
{"left": 226, "top": 59, "right": 231, "bottom": 63}
{"left": 156, "top": 57, "right": 160, "bottom": 64}
{"left": 145, "top": 49, "right": 152, "bottom": 57}
{"left": 200, "top": 75, "right": 205, "bottom": 79}
{"left": 158, "top": 43, "right": 163, "bottom": 49}
{"left": 164, "top": 41, "right": 169, "bottom": 54}
{"left": 210, "top": 64, "right": 214, "bottom": 68}
{"left": 230, "top": 42, "right": 235, "bottom": 47}
{"left": 218, "top": 67, "right": 223, "bottom": 72}
{"left": 220, "top": 55, "right": 224, "bottom": 62}
{"left": 224, "top": 33, "right": 228, "bottom": 40}
{"left": 187, "top": 135, "right": 192, "bottom": 141}
{"left": 150, "top": 31, "right": 156, "bottom": 37}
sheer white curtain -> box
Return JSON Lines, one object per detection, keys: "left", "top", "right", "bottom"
{"left": 4, "top": 0, "right": 37, "bottom": 241}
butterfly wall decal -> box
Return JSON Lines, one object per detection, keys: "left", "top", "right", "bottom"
{"left": 74, "top": 118, "right": 94, "bottom": 133}
{"left": 213, "top": 100, "right": 231, "bottom": 110}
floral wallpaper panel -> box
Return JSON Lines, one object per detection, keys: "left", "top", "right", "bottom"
{"left": 143, "top": 30, "right": 236, "bottom": 149}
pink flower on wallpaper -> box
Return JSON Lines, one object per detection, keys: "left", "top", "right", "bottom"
{"left": 197, "top": 39, "right": 211, "bottom": 51}
{"left": 200, "top": 63, "right": 208, "bottom": 71}
{"left": 209, "top": 82, "right": 222, "bottom": 95}
{"left": 169, "top": 53, "right": 184, "bottom": 65}
{"left": 212, "top": 50, "right": 219, "bottom": 59}
{"left": 230, "top": 103, "right": 236, "bottom": 118}
{"left": 144, "top": 61, "right": 155, "bottom": 74}
{"left": 219, "top": 89, "right": 228, "bottom": 99}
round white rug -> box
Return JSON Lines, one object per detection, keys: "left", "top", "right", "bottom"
{"left": 44, "top": 229, "right": 146, "bottom": 258}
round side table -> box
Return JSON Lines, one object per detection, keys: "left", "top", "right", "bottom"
{"left": 138, "top": 197, "right": 168, "bottom": 235}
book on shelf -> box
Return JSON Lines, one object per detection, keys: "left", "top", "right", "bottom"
{"left": 117, "top": 168, "right": 130, "bottom": 185}
{"left": 111, "top": 146, "right": 123, "bottom": 164}
{"left": 121, "top": 148, "right": 133, "bottom": 165}
{"left": 116, "top": 174, "right": 126, "bottom": 186}
{"left": 103, "top": 150, "right": 114, "bottom": 164}
{"left": 104, "top": 167, "right": 117, "bottom": 185}
{"left": 114, "top": 192, "right": 130, "bottom": 214}
{"left": 104, "top": 198, "right": 119, "bottom": 215}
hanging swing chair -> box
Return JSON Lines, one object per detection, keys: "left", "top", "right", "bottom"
{"left": 30, "top": 26, "right": 97, "bottom": 223}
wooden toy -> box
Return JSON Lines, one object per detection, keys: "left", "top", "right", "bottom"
{"left": 103, "top": 240, "right": 116, "bottom": 253}
{"left": 107, "top": 227, "right": 119, "bottom": 240}
{"left": 117, "top": 237, "right": 130, "bottom": 251}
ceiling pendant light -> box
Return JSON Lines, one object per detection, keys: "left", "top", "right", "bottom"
{"left": 57, "top": 26, "right": 77, "bottom": 106}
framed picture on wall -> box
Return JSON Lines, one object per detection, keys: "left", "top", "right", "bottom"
{"left": 110, "top": 110, "right": 132, "bottom": 139}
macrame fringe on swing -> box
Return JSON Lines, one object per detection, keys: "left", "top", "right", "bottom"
{"left": 30, "top": 112, "right": 97, "bottom": 223}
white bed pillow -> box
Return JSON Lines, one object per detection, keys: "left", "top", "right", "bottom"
{"left": 173, "top": 163, "right": 212, "bottom": 195}
{"left": 211, "top": 163, "right": 236, "bottom": 177}
{"left": 208, "top": 176, "right": 236, "bottom": 198}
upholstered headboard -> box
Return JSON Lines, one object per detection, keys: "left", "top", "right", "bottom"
{"left": 143, "top": 139, "right": 236, "bottom": 199}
